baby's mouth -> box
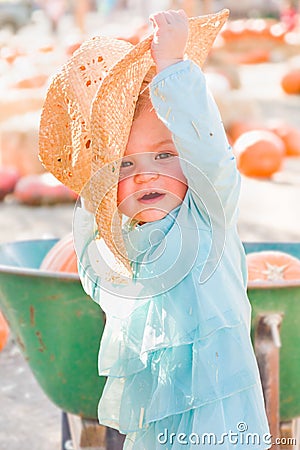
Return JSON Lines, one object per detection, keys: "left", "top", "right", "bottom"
{"left": 138, "top": 191, "right": 165, "bottom": 204}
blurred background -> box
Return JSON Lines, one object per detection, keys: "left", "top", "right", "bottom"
{"left": 0, "top": 1, "right": 300, "bottom": 449}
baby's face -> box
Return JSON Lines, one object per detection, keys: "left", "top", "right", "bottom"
{"left": 117, "top": 108, "right": 187, "bottom": 223}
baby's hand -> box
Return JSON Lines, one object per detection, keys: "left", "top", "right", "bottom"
{"left": 149, "top": 9, "right": 188, "bottom": 73}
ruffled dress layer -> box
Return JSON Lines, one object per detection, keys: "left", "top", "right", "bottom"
{"left": 77, "top": 195, "right": 270, "bottom": 449}
{"left": 77, "top": 60, "right": 271, "bottom": 449}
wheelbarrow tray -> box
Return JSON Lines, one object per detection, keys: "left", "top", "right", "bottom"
{"left": 0, "top": 240, "right": 300, "bottom": 421}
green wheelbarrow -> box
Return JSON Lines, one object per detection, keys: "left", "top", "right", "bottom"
{"left": 0, "top": 238, "right": 126, "bottom": 449}
{"left": 0, "top": 239, "right": 300, "bottom": 437}
{"left": 0, "top": 238, "right": 106, "bottom": 421}
{"left": 243, "top": 242, "right": 300, "bottom": 423}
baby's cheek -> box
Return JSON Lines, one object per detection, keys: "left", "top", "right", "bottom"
{"left": 117, "top": 178, "right": 135, "bottom": 210}
{"left": 176, "top": 182, "right": 188, "bottom": 202}
{"left": 163, "top": 175, "right": 187, "bottom": 201}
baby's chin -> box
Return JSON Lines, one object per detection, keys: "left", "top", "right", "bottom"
{"left": 133, "top": 208, "right": 170, "bottom": 224}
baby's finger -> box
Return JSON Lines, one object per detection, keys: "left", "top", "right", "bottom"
{"left": 163, "top": 10, "right": 176, "bottom": 24}
{"left": 149, "top": 12, "right": 169, "bottom": 28}
{"left": 168, "top": 9, "right": 188, "bottom": 25}
{"left": 165, "top": 9, "right": 187, "bottom": 21}
{"left": 177, "top": 9, "right": 188, "bottom": 19}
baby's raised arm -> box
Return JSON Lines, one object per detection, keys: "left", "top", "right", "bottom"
{"left": 149, "top": 10, "right": 241, "bottom": 229}
{"left": 150, "top": 9, "right": 189, "bottom": 73}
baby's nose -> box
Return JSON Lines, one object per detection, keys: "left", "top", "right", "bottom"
{"left": 134, "top": 172, "right": 159, "bottom": 184}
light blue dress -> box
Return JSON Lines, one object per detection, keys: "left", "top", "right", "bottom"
{"left": 76, "top": 61, "right": 271, "bottom": 449}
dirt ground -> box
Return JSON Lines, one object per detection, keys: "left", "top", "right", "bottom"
{"left": 0, "top": 8, "right": 300, "bottom": 450}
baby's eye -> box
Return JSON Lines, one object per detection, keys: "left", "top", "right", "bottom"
{"left": 156, "top": 152, "right": 174, "bottom": 160}
{"left": 121, "top": 160, "right": 133, "bottom": 168}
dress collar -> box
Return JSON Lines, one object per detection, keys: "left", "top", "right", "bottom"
{"left": 122, "top": 205, "right": 181, "bottom": 258}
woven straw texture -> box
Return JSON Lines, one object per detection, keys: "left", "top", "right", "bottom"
{"left": 39, "top": 9, "right": 229, "bottom": 277}
{"left": 39, "top": 37, "right": 132, "bottom": 194}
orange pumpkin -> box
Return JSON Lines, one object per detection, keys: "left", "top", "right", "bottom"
{"left": 40, "top": 233, "right": 78, "bottom": 273}
{"left": 268, "top": 122, "right": 300, "bottom": 156}
{"left": 12, "top": 74, "right": 49, "bottom": 89}
{"left": 233, "top": 49, "right": 270, "bottom": 65}
{"left": 245, "top": 18, "right": 272, "bottom": 40}
{"left": 220, "top": 26, "right": 237, "bottom": 42}
{"left": 281, "top": 69, "right": 300, "bottom": 95}
{"left": 38, "top": 45, "right": 54, "bottom": 53}
{"left": 284, "top": 30, "right": 300, "bottom": 46}
{"left": 0, "top": 46, "right": 22, "bottom": 65}
{"left": 269, "top": 22, "right": 287, "bottom": 42}
{"left": 247, "top": 251, "right": 300, "bottom": 282}
{"left": 228, "top": 121, "right": 266, "bottom": 143}
{"left": 220, "top": 20, "right": 246, "bottom": 42}
{"left": 233, "top": 130, "right": 285, "bottom": 178}
{"left": 14, "top": 173, "right": 78, "bottom": 205}
{"left": 0, "top": 166, "right": 20, "bottom": 200}
{"left": 221, "top": 18, "right": 284, "bottom": 44}
{"left": 0, "top": 311, "right": 9, "bottom": 352}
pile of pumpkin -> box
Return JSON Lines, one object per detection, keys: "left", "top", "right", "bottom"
{"left": 218, "top": 17, "right": 300, "bottom": 64}
{"left": 215, "top": 17, "right": 300, "bottom": 97}
{"left": 0, "top": 170, "right": 77, "bottom": 205}
{"left": 226, "top": 119, "right": 300, "bottom": 178}
{"left": 0, "top": 39, "right": 85, "bottom": 205}
{"left": 281, "top": 67, "right": 300, "bottom": 95}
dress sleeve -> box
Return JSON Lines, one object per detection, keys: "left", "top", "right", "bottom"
{"left": 149, "top": 60, "right": 241, "bottom": 228}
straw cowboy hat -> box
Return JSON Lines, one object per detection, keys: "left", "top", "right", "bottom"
{"left": 39, "top": 9, "right": 229, "bottom": 278}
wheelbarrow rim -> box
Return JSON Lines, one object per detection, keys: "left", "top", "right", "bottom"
{"left": 1, "top": 239, "right": 300, "bottom": 287}
{"left": 0, "top": 264, "right": 80, "bottom": 280}
{"left": 248, "top": 279, "right": 300, "bottom": 289}
{"left": 0, "top": 238, "right": 79, "bottom": 280}
{"left": 1, "top": 264, "right": 299, "bottom": 288}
